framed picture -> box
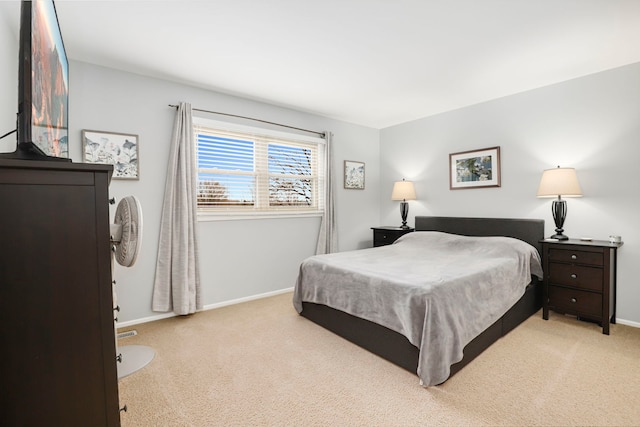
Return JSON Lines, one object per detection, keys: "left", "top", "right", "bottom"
{"left": 449, "top": 146, "right": 500, "bottom": 189}
{"left": 344, "top": 160, "right": 365, "bottom": 189}
{"left": 82, "top": 130, "right": 139, "bottom": 180}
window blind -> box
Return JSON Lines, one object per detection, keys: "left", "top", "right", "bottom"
{"left": 195, "top": 125, "right": 325, "bottom": 216}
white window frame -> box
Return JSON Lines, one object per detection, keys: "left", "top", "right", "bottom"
{"left": 194, "top": 117, "right": 326, "bottom": 221}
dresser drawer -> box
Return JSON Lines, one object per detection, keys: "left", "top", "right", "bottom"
{"left": 548, "top": 286, "right": 602, "bottom": 318}
{"left": 548, "top": 248, "right": 603, "bottom": 266}
{"left": 548, "top": 262, "right": 603, "bottom": 292}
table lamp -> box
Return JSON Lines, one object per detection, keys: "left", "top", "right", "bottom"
{"left": 536, "top": 166, "right": 582, "bottom": 240}
{"left": 391, "top": 179, "right": 416, "bottom": 229}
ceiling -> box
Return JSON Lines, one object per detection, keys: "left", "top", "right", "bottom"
{"left": 3, "top": 0, "right": 640, "bottom": 129}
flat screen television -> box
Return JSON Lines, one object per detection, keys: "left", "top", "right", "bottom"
{"left": 1, "top": 0, "right": 70, "bottom": 161}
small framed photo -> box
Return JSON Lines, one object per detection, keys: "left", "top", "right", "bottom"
{"left": 449, "top": 146, "right": 500, "bottom": 189}
{"left": 82, "top": 130, "right": 139, "bottom": 180}
{"left": 344, "top": 160, "right": 365, "bottom": 189}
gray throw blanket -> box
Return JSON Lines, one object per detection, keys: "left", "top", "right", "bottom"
{"left": 293, "top": 231, "right": 544, "bottom": 386}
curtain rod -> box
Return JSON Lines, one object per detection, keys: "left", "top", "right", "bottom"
{"left": 168, "top": 104, "right": 325, "bottom": 138}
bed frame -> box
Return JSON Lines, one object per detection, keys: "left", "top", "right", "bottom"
{"left": 300, "top": 216, "right": 544, "bottom": 383}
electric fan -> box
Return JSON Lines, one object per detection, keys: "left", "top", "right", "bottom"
{"left": 110, "top": 196, "right": 155, "bottom": 379}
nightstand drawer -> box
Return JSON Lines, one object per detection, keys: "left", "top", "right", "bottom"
{"left": 548, "top": 286, "right": 602, "bottom": 318}
{"left": 548, "top": 262, "right": 603, "bottom": 292}
{"left": 373, "top": 230, "right": 396, "bottom": 245}
{"left": 548, "top": 248, "right": 603, "bottom": 266}
{"left": 371, "top": 227, "right": 414, "bottom": 247}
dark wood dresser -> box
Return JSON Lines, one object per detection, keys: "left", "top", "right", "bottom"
{"left": 541, "top": 238, "right": 623, "bottom": 335}
{"left": 371, "top": 226, "right": 414, "bottom": 247}
{"left": 0, "top": 159, "right": 121, "bottom": 425}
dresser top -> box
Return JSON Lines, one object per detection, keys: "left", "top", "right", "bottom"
{"left": 0, "top": 158, "right": 112, "bottom": 173}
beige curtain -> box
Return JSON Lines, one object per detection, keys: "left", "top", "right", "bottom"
{"left": 315, "top": 131, "right": 337, "bottom": 254}
{"left": 152, "top": 102, "right": 202, "bottom": 314}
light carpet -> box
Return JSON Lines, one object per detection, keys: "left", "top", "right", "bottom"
{"left": 118, "top": 292, "right": 640, "bottom": 426}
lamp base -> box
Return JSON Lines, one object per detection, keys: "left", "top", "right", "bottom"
{"left": 549, "top": 232, "right": 569, "bottom": 240}
{"left": 399, "top": 201, "right": 409, "bottom": 229}
{"left": 550, "top": 199, "right": 569, "bottom": 241}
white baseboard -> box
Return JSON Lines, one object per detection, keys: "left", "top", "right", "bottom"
{"left": 616, "top": 318, "right": 640, "bottom": 329}
{"left": 117, "top": 311, "right": 176, "bottom": 329}
{"left": 116, "top": 287, "right": 294, "bottom": 329}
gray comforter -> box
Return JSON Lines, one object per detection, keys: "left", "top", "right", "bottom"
{"left": 293, "top": 231, "right": 544, "bottom": 386}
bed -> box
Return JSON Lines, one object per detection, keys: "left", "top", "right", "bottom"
{"left": 293, "top": 216, "right": 544, "bottom": 386}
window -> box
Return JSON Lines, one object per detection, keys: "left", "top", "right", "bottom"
{"left": 195, "top": 122, "right": 325, "bottom": 218}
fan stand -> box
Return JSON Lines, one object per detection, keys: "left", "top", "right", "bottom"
{"left": 113, "top": 249, "right": 155, "bottom": 380}
{"left": 117, "top": 345, "right": 155, "bottom": 379}
{"left": 110, "top": 195, "right": 155, "bottom": 380}
{"left": 112, "top": 249, "right": 155, "bottom": 379}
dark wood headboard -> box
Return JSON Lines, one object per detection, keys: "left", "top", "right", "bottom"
{"left": 414, "top": 216, "right": 545, "bottom": 255}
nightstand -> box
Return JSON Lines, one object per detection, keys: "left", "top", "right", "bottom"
{"left": 541, "top": 239, "right": 623, "bottom": 335}
{"left": 371, "top": 226, "right": 414, "bottom": 247}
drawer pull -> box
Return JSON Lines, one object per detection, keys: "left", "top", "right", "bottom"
{"left": 570, "top": 274, "right": 577, "bottom": 279}
{"left": 571, "top": 254, "right": 577, "bottom": 260}
{"left": 570, "top": 298, "right": 577, "bottom": 303}
{"left": 116, "top": 353, "right": 123, "bottom": 363}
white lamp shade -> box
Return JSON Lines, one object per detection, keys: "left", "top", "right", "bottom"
{"left": 391, "top": 180, "right": 416, "bottom": 201}
{"left": 536, "top": 167, "right": 583, "bottom": 198}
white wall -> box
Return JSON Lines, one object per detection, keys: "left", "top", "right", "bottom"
{"left": 0, "top": 2, "right": 18, "bottom": 153}
{"left": 68, "top": 62, "right": 380, "bottom": 324}
{"left": 380, "top": 62, "right": 640, "bottom": 324}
